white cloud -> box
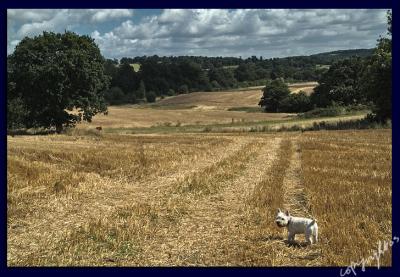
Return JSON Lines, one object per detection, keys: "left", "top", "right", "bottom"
{"left": 7, "top": 9, "right": 389, "bottom": 58}
{"left": 7, "top": 9, "right": 135, "bottom": 54}
{"left": 92, "top": 9, "right": 388, "bottom": 58}
{"left": 7, "top": 9, "right": 57, "bottom": 22}
{"left": 16, "top": 10, "right": 70, "bottom": 37}
{"left": 90, "top": 9, "right": 133, "bottom": 22}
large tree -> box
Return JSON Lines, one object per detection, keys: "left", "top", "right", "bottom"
{"left": 360, "top": 10, "right": 392, "bottom": 121}
{"left": 258, "top": 79, "right": 291, "bottom": 112}
{"left": 8, "top": 31, "right": 110, "bottom": 132}
{"left": 311, "top": 58, "right": 365, "bottom": 108}
{"left": 279, "top": 91, "right": 312, "bottom": 113}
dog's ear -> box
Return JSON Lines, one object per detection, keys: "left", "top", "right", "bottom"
{"left": 285, "top": 210, "right": 290, "bottom": 216}
{"left": 277, "top": 208, "right": 281, "bottom": 213}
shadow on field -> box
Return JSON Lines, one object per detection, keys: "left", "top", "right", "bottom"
{"left": 285, "top": 240, "right": 310, "bottom": 248}
{"left": 263, "top": 234, "right": 313, "bottom": 248}
{"left": 262, "top": 234, "right": 285, "bottom": 241}
{"left": 7, "top": 129, "right": 56, "bottom": 136}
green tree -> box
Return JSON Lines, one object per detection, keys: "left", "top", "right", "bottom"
{"left": 211, "top": 80, "right": 222, "bottom": 91}
{"left": 360, "top": 10, "right": 392, "bottom": 121}
{"left": 104, "top": 59, "right": 119, "bottom": 80}
{"left": 7, "top": 97, "right": 28, "bottom": 129}
{"left": 104, "top": 86, "right": 125, "bottom": 105}
{"left": 279, "top": 91, "right": 312, "bottom": 113}
{"left": 311, "top": 58, "right": 365, "bottom": 107}
{"left": 259, "top": 79, "right": 291, "bottom": 112}
{"left": 209, "top": 67, "right": 237, "bottom": 88}
{"left": 8, "top": 31, "right": 109, "bottom": 133}
{"left": 7, "top": 62, "right": 28, "bottom": 129}
{"left": 136, "top": 80, "right": 146, "bottom": 99}
{"left": 125, "top": 91, "right": 137, "bottom": 104}
{"left": 114, "top": 63, "right": 137, "bottom": 94}
{"left": 234, "top": 63, "right": 257, "bottom": 82}
{"left": 178, "top": 84, "right": 189, "bottom": 94}
{"left": 146, "top": 91, "right": 156, "bottom": 103}
{"left": 167, "top": 89, "right": 175, "bottom": 96}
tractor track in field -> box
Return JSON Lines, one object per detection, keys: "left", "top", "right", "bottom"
{"left": 140, "top": 137, "right": 282, "bottom": 265}
{"left": 282, "top": 137, "right": 310, "bottom": 218}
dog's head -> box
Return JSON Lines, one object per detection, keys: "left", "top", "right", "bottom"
{"left": 275, "top": 208, "right": 290, "bottom": 227}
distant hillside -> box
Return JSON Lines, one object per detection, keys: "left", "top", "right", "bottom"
{"left": 309, "top": 49, "right": 374, "bottom": 62}
{"left": 104, "top": 48, "right": 374, "bottom": 101}
{"left": 156, "top": 82, "right": 317, "bottom": 109}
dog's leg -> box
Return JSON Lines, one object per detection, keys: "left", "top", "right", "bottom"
{"left": 305, "top": 230, "right": 312, "bottom": 244}
{"left": 288, "top": 232, "right": 295, "bottom": 243}
{"left": 313, "top": 231, "right": 318, "bottom": 244}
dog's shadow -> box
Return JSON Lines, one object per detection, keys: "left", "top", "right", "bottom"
{"left": 262, "top": 235, "right": 314, "bottom": 249}
{"left": 284, "top": 240, "right": 310, "bottom": 248}
{"left": 261, "top": 234, "right": 285, "bottom": 241}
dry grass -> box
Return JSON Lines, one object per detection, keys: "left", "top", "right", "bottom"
{"left": 7, "top": 129, "right": 391, "bottom": 267}
{"left": 158, "top": 83, "right": 316, "bottom": 108}
{"left": 300, "top": 130, "right": 392, "bottom": 266}
{"left": 288, "top": 82, "right": 317, "bottom": 95}
{"left": 79, "top": 105, "right": 291, "bottom": 129}
{"left": 157, "top": 89, "right": 263, "bottom": 108}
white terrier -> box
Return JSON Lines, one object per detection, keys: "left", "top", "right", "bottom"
{"left": 275, "top": 208, "right": 318, "bottom": 244}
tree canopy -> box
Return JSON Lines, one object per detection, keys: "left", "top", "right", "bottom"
{"left": 311, "top": 58, "right": 366, "bottom": 107}
{"left": 360, "top": 10, "right": 392, "bottom": 121}
{"left": 8, "top": 31, "right": 109, "bottom": 132}
{"left": 258, "top": 79, "right": 291, "bottom": 112}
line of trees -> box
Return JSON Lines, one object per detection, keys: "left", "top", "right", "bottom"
{"left": 101, "top": 48, "right": 373, "bottom": 105}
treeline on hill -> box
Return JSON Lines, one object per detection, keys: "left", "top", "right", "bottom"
{"left": 102, "top": 48, "right": 373, "bottom": 105}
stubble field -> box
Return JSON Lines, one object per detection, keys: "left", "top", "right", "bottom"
{"left": 7, "top": 129, "right": 392, "bottom": 266}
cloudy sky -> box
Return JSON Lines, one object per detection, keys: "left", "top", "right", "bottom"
{"left": 7, "top": 9, "right": 389, "bottom": 59}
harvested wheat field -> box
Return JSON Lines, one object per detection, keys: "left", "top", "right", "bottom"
{"left": 288, "top": 82, "right": 318, "bottom": 95}
{"left": 7, "top": 129, "right": 391, "bottom": 266}
{"left": 77, "top": 83, "right": 317, "bottom": 130}
{"left": 158, "top": 82, "right": 317, "bottom": 108}
{"left": 82, "top": 105, "right": 292, "bottom": 129}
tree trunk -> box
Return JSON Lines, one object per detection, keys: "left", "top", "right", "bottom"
{"left": 55, "top": 124, "right": 63, "bottom": 134}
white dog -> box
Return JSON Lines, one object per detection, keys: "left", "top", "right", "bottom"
{"left": 275, "top": 209, "right": 318, "bottom": 244}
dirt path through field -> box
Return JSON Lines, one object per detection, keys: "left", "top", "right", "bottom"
{"left": 282, "top": 136, "right": 310, "bottom": 217}
{"left": 142, "top": 136, "right": 282, "bottom": 265}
